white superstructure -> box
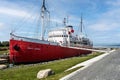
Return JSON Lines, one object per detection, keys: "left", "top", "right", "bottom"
{"left": 48, "top": 25, "right": 73, "bottom": 46}
{"left": 48, "top": 25, "right": 92, "bottom": 47}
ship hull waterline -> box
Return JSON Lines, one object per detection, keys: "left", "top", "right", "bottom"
{"left": 9, "top": 39, "right": 92, "bottom": 64}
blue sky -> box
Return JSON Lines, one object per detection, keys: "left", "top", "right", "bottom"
{"left": 0, "top": 0, "right": 120, "bottom": 45}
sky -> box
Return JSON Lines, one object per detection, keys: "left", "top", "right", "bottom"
{"left": 0, "top": 0, "right": 120, "bottom": 45}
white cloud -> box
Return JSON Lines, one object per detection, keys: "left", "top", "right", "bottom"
{"left": 89, "top": 8, "right": 120, "bottom": 31}
{"left": 0, "top": 7, "right": 31, "bottom": 18}
{"left": 90, "top": 22, "right": 119, "bottom": 31}
{"left": 0, "top": 23, "right": 4, "bottom": 29}
{"left": 90, "top": 23, "right": 108, "bottom": 31}
{"left": 0, "top": 22, "right": 10, "bottom": 41}
{"left": 0, "top": 23, "right": 9, "bottom": 31}
{"left": 0, "top": 22, "right": 11, "bottom": 32}
{"left": 106, "top": 0, "right": 120, "bottom": 7}
{"left": 88, "top": 3, "right": 120, "bottom": 44}
{"left": 114, "top": 33, "right": 120, "bottom": 37}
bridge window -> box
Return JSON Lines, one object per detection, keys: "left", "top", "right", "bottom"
{"left": 49, "top": 35, "right": 68, "bottom": 38}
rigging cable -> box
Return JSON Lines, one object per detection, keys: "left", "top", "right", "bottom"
{"left": 11, "top": 0, "right": 40, "bottom": 37}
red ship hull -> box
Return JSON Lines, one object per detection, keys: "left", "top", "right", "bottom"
{"left": 9, "top": 39, "right": 92, "bottom": 63}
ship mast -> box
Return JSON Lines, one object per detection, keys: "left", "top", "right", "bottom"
{"left": 80, "top": 15, "right": 83, "bottom": 34}
{"left": 41, "top": 0, "right": 49, "bottom": 40}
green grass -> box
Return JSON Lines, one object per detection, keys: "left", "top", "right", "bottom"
{"left": 0, "top": 52, "right": 103, "bottom": 80}
{"left": 0, "top": 46, "right": 9, "bottom": 48}
{"left": 43, "top": 66, "right": 83, "bottom": 80}
{"left": 0, "top": 50, "right": 9, "bottom": 54}
{"left": 0, "top": 46, "right": 9, "bottom": 54}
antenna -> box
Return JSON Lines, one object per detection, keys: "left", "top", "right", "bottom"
{"left": 63, "top": 18, "right": 66, "bottom": 26}
{"left": 67, "top": 16, "right": 69, "bottom": 24}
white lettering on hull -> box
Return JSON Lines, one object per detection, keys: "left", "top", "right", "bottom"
{"left": 27, "top": 47, "right": 40, "bottom": 50}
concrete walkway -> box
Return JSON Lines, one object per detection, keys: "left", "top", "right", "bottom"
{"left": 60, "top": 49, "right": 115, "bottom": 80}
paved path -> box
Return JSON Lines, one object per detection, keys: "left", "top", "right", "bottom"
{"left": 61, "top": 49, "right": 120, "bottom": 80}
{"left": 65, "top": 50, "right": 113, "bottom": 72}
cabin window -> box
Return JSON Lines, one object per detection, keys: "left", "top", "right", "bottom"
{"left": 49, "top": 35, "right": 69, "bottom": 37}
{"left": 74, "top": 42, "right": 76, "bottom": 44}
{"left": 64, "top": 35, "right": 68, "bottom": 37}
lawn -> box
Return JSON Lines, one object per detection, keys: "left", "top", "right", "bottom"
{"left": 0, "top": 50, "right": 9, "bottom": 54}
{"left": 0, "top": 47, "right": 9, "bottom": 54}
{"left": 0, "top": 52, "right": 103, "bottom": 80}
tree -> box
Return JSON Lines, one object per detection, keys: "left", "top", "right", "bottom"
{"left": 0, "top": 41, "right": 3, "bottom": 47}
{"left": 1, "top": 41, "right": 9, "bottom": 47}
